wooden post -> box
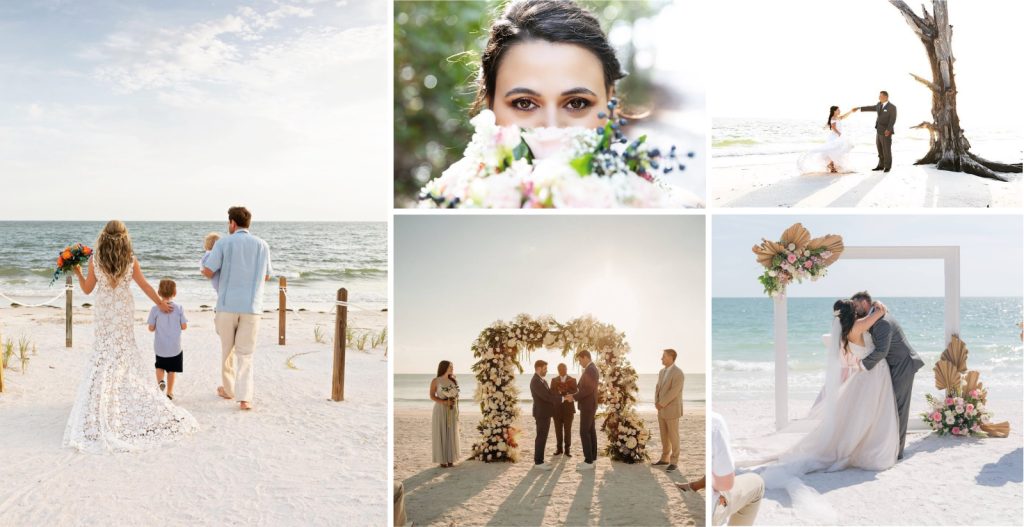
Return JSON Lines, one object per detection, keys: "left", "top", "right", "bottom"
{"left": 65, "top": 275, "right": 73, "bottom": 348}
{"left": 278, "top": 276, "right": 286, "bottom": 346}
{"left": 773, "top": 294, "right": 787, "bottom": 431}
{"left": 332, "top": 288, "right": 347, "bottom": 402}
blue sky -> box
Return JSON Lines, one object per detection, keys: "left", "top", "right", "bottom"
{"left": 394, "top": 215, "right": 706, "bottom": 375}
{"left": 713, "top": 214, "right": 1024, "bottom": 298}
{"left": 0, "top": 0, "right": 387, "bottom": 221}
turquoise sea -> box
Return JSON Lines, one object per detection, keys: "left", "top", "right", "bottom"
{"left": 713, "top": 297, "right": 1023, "bottom": 402}
{"left": 0, "top": 221, "right": 387, "bottom": 311}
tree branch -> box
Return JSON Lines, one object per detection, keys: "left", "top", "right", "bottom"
{"left": 969, "top": 153, "right": 1023, "bottom": 174}
{"left": 889, "top": 0, "right": 936, "bottom": 38}
{"left": 909, "top": 73, "right": 940, "bottom": 93}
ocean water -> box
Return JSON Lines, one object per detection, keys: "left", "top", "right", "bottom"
{"left": 712, "top": 117, "right": 1022, "bottom": 161}
{"left": 0, "top": 221, "right": 387, "bottom": 311}
{"left": 713, "top": 297, "right": 1023, "bottom": 403}
{"left": 395, "top": 372, "right": 705, "bottom": 413}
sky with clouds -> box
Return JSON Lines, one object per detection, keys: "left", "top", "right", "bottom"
{"left": 394, "top": 215, "right": 706, "bottom": 375}
{"left": 713, "top": 214, "right": 1024, "bottom": 298}
{"left": 0, "top": 0, "right": 388, "bottom": 221}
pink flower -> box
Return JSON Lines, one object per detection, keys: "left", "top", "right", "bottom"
{"left": 787, "top": 254, "right": 797, "bottom": 264}
{"left": 945, "top": 397, "right": 954, "bottom": 406}
{"left": 803, "top": 260, "right": 813, "bottom": 269}
{"left": 952, "top": 427, "right": 960, "bottom": 435}
{"left": 965, "top": 403, "right": 974, "bottom": 413}
{"left": 969, "top": 389, "right": 979, "bottom": 398}
{"left": 954, "top": 397, "right": 964, "bottom": 406}
{"left": 931, "top": 412, "right": 942, "bottom": 422}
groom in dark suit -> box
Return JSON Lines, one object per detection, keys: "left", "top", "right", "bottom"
{"left": 530, "top": 360, "right": 564, "bottom": 470}
{"left": 857, "top": 91, "right": 897, "bottom": 172}
{"left": 574, "top": 350, "right": 600, "bottom": 470}
{"left": 853, "top": 291, "right": 925, "bottom": 459}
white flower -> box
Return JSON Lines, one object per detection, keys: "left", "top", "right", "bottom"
{"left": 521, "top": 126, "right": 590, "bottom": 161}
{"left": 625, "top": 437, "right": 638, "bottom": 449}
{"left": 788, "top": 243, "right": 796, "bottom": 251}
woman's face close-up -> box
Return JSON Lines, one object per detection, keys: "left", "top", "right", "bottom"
{"left": 492, "top": 40, "right": 608, "bottom": 130}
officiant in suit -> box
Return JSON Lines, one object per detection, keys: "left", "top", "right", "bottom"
{"left": 550, "top": 363, "right": 578, "bottom": 456}
{"left": 653, "top": 348, "right": 685, "bottom": 472}
{"left": 857, "top": 91, "right": 898, "bottom": 172}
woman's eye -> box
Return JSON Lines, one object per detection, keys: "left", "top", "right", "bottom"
{"left": 511, "top": 98, "right": 537, "bottom": 111}
{"left": 564, "top": 98, "right": 591, "bottom": 111}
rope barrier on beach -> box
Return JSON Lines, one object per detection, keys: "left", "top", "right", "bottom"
{"left": 0, "top": 285, "right": 71, "bottom": 308}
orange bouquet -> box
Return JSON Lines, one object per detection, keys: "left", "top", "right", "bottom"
{"left": 51, "top": 243, "right": 92, "bottom": 285}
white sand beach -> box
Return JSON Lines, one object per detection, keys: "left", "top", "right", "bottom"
{"left": 0, "top": 304, "right": 387, "bottom": 526}
{"left": 394, "top": 405, "right": 706, "bottom": 526}
{"left": 716, "top": 398, "right": 1023, "bottom": 525}
{"left": 711, "top": 150, "right": 1023, "bottom": 208}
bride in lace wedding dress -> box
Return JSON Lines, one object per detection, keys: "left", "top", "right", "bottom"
{"left": 63, "top": 220, "right": 198, "bottom": 453}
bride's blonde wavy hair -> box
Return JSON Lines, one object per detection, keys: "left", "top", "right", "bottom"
{"left": 95, "top": 220, "right": 134, "bottom": 285}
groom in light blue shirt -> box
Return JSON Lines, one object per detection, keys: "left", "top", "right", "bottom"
{"left": 202, "top": 206, "right": 272, "bottom": 411}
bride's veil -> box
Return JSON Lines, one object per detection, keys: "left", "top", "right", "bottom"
{"left": 823, "top": 315, "right": 843, "bottom": 432}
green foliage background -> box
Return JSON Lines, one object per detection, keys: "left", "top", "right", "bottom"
{"left": 393, "top": 0, "right": 668, "bottom": 206}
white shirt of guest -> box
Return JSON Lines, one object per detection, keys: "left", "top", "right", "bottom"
{"left": 711, "top": 411, "right": 735, "bottom": 522}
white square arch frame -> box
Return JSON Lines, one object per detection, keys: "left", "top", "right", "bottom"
{"left": 773, "top": 245, "right": 960, "bottom": 430}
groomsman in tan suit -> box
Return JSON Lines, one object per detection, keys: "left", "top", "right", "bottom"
{"left": 652, "top": 348, "right": 685, "bottom": 472}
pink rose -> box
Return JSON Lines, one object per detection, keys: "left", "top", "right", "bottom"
{"left": 970, "top": 389, "right": 979, "bottom": 398}
{"left": 945, "top": 397, "right": 954, "bottom": 406}
{"left": 787, "top": 254, "right": 797, "bottom": 263}
{"left": 965, "top": 403, "right": 974, "bottom": 413}
{"left": 931, "top": 412, "right": 941, "bottom": 422}
{"left": 803, "top": 260, "right": 813, "bottom": 269}
{"left": 952, "top": 427, "right": 960, "bottom": 435}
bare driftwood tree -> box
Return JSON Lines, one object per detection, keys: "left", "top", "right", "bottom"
{"left": 890, "top": 0, "right": 1022, "bottom": 181}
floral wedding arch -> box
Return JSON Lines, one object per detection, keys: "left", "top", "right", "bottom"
{"left": 753, "top": 223, "right": 965, "bottom": 430}
{"left": 470, "top": 314, "right": 650, "bottom": 463}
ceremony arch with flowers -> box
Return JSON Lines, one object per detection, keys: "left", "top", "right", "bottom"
{"left": 469, "top": 314, "right": 650, "bottom": 463}
{"left": 753, "top": 223, "right": 962, "bottom": 431}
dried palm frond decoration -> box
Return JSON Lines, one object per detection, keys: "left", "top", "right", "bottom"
{"left": 752, "top": 223, "right": 844, "bottom": 297}
{"left": 921, "top": 334, "right": 1009, "bottom": 438}
{"left": 939, "top": 335, "right": 969, "bottom": 372}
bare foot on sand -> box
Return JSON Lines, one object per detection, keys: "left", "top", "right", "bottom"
{"left": 239, "top": 401, "right": 252, "bottom": 411}
{"left": 217, "top": 387, "right": 232, "bottom": 400}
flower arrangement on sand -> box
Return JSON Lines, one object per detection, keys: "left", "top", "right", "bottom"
{"left": 470, "top": 314, "right": 649, "bottom": 463}
{"left": 922, "top": 335, "right": 1009, "bottom": 437}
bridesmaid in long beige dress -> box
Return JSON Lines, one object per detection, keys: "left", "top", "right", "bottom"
{"left": 430, "top": 360, "right": 461, "bottom": 468}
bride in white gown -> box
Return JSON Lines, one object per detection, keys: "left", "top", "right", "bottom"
{"left": 798, "top": 106, "right": 858, "bottom": 174}
{"left": 769, "top": 299, "right": 899, "bottom": 476}
{"left": 63, "top": 220, "right": 199, "bottom": 453}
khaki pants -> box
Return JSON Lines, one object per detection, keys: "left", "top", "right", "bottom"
{"left": 215, "top": 312, "right": 261, "bottom": 402}
{"left": 712, "top": 473, "right": 764, "bottom": 526}
{"left": 658, "top": 415, "right": 680, "bottom": 464}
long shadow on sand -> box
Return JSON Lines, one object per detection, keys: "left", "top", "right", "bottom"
{"left": 403, "top": 461, "right": 511, "bottom": 524}
{"left": 486, "top": 460, "right": 567, "bottom": 526}
{"left": 596, "top": 462, "right": 674, "bottom": 525}
{"left": 824, "top": 172, "right": 887, "bottom": 207}
{"left": 976, "top": 448, "right": 1023, "bottom": 487}
{"left": 564, "top": 465, "right": 597, "bottom": 525}
{"left": 725, "top": 174, "right": 840, "bottom": 207}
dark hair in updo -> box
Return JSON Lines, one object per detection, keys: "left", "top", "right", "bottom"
{"left": 472, "top": 0, "right": 626, "bottom": 113}
{"left": 833, "top": 299, "right": 856, "bottom": 354}
{"left": 827, "top": 105, "right": 839, "bottom": 129}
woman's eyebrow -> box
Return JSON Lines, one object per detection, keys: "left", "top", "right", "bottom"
{"left": 561, "top": 87, "right": 597, "bottom": 97}
{"left": 504, "top": 87, "right": 541, "bottom": 97}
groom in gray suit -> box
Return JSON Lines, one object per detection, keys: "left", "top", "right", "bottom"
{"left": 853, "top": 291, "right": 924, "bottom": 459}
{"left": 857, "top": 91, "right": 897, "bottom": 172}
